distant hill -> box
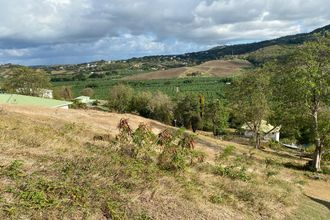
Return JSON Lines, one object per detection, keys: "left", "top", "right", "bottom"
{"left": 129, "top": 24, "right": 329, "bottom": 65}
{"left": 1, "top": 24, "right": 329, "bottom": 81}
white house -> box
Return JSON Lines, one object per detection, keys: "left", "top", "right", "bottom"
{"left": 242, "top": 120, "right": 281, "bottom": 142}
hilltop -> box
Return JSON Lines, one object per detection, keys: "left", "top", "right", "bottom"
{"left": 0, "top": 105, "right": 329, "bottom": 219}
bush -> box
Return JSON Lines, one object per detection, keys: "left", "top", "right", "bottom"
{"left": 108, "top": 85, "right": 134, "bottom": 113}
{"left": 130, "top": 91, "right": 153, "bottom": 118}
{"left": 80, "top": 87, "right": 94, "bottom": 97}
{"left": 131, "top": 123, "right": 157, "bottom": 161}
{"left": 148, "top": 91, "right": 174, "bottom": 124}
{"left": 115, "top": 120, "right": 203, "bottom": 171}
{"left": 53, "top": 86, "right": 73, "bottom": 100}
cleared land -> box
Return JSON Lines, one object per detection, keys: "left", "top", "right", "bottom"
{"left": 125, "top": 59, "right": 252, "bottom": 80}
{"left": 0, "top": 105, "right": 329, "bottom": 219}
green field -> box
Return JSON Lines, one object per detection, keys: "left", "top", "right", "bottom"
{"left": 52, "top": 77, "right": 231, "bottom": 100}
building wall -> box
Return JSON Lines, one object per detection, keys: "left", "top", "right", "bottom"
{"left": 244, "top": 131, "right": 280, "bottom": 142}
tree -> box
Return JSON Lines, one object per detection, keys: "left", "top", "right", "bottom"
{"left": 229, "top": 68, "right": 272, "bottom": 148}
{"left": 205, "top": 99, "right": 229, "bottom": 136}
{"left": 3, "top": 67, "right": 50, "bottom": 97}
{"left": 108, "top": 84, "right": 133, "bottom": 113}
{"left": 148, "top": 91, "right": 174, "bottom": 124}
{"left": 130, "top": 91, "right": 153, "bottom": 117}
{"left": 174, "top": 93, "right": 201, "bottom": 131}
{"left": 81, "top": 87, "right": 94, "bottom": 97}
{"left": 272, "top": 34, "right": 330, "bottom": 171}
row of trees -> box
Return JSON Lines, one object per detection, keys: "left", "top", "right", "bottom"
{"left": 2, "top": 67, "right": 50, "bottom": 96}
{"left": 108, "top": 84, "right": 229, "bottom": 136}
{"left": 229, "top": 34, "right": 330, "bottom": 171}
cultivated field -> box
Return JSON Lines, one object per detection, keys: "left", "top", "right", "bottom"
{"left": 0, "top": 105, "right": 329, "bottom": 219}
{"left": 125, "top": 59, "right": 252, "bottom": 80}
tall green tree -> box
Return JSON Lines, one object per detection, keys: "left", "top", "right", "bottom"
{"left": 174, "top": 93, "right": 201, "bottom": 132}
{"left": 229, "top": 68, "right": 272, "bottom": 148}
{"left": 272, "top": 34, "right": 330, "bottom": 171}
{"left": 205, "top": 99, "right": 229, "bottom": 136}
{"left": 3, "top": 67, "right": 50, "bottom": 97}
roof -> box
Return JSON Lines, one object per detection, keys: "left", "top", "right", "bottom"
{"left": 0, "top": 94, "right": 72, "bottom": 108}
{"left": 74, "top": 96, "right": 96, "bottom": 104}
{"left": 242, "top": 120, "right": 281, "bottom": 133}
{"left": 74, "top": 96, "right": 90, "bottom": 100}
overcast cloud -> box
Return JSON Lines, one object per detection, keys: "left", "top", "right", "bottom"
{"left": 0, "top": 0, "right": 329, "bottom": 65}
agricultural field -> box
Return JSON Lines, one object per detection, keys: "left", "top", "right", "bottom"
{"left": 124, "top": 59, "right": 252, "bottom": 80}
{"left": 52, "top": 77, "right": 231, "bottom": 100}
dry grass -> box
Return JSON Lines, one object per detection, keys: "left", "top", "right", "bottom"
{"left": 125, "top": 59, "right": 252, "bottom": 80}
{"left": 0, "top": 105, "right": 329, "bottom": 219}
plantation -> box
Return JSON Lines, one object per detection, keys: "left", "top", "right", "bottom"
{"left": 52, "top": 77, "right": 229, "bottom": 100}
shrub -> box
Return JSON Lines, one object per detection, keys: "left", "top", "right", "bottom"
{"left": 80, "top": 87, "right": 94, "bottom": 97}
{"left": 108, "top": 85, "right": 134, "bottom": 113}
{"left": 148, "top": 91, "right": 174, "bottom": 124}
{"left": 130, "top": 91, "right": 153, "bottom": 118}
{"left": 157, "top": 129, "right": 203, "bottom": 171}
{"left": 116, "top": 119, "right": 132, "bottom": 143}
{"left": 178, "top": 133, "right": 196, "bottom": 149}
{"left": 53, "top": 86, "right": 73, "bottom": 100}
{"left": 131, "top": 123, "right": 157, "bottom": 161}
{"left": 268, "top": 140, "right": 282, "bottom": 151}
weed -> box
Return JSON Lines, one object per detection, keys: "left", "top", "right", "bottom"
{"left": 264, "top": 158, "right": 277, "bottom": 168}
{"left": 266, "top": 170, "right": 279, "bottom": 178}
{"left": 209, "top": 194, "right": 225, "bottom": 204}
{"left": 116, "top": 119, "right": 132, "bottom": 142}
{"left": 102, "top": 200, "right": 124, "bottom": 220}
{"left": 131, "top": 123, "right": 157, "bottom": 160}
{"left": 134, "top": 211, "right": 152, "bottom": 220}
{"left": 213, "top": 164, "right": 250, "bottom": 182}
{"left": 2, "top": 160, "right": 24, "bottom": 179}
{"left": 216, "top": 145, "right": 235, "bottom": 161}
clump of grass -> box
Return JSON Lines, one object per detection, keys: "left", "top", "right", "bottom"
{"left": 209, "top": 193, "right": 231, "bottom": 205}
{"left": 2, "top": 160, "right": 24, "bottom": 179}
{"left": 213, "top": 164, "right": 251, "bottom": 182}
{"left": 266, "top": 170, "right": 279, "bottom": 178}
{"left": 134, "top": 211, "right": 152, "bottom": 220}
{"left": 216, "top": 145, "right": 235, "bottom": 161}
{"left": 102, "top": 200, "right": 125, "bottom": 220}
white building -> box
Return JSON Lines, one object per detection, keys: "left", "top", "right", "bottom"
{"left": 242, "top": 120, "right": 281, "bottom": 142}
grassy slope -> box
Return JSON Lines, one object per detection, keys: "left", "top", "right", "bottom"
{"left": 124, "top": 59, "right": 252, "bottom": 80}
{"left": 0, "top": 105, "right": 329, "bottom": 219}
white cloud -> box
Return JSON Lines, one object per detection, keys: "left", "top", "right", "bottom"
{"left": 0, "top": 0, "right": 329, "bottom": 64}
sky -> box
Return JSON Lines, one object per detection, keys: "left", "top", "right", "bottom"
{"left": 0, "top": 0, "right": 329, "bottom": 65}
